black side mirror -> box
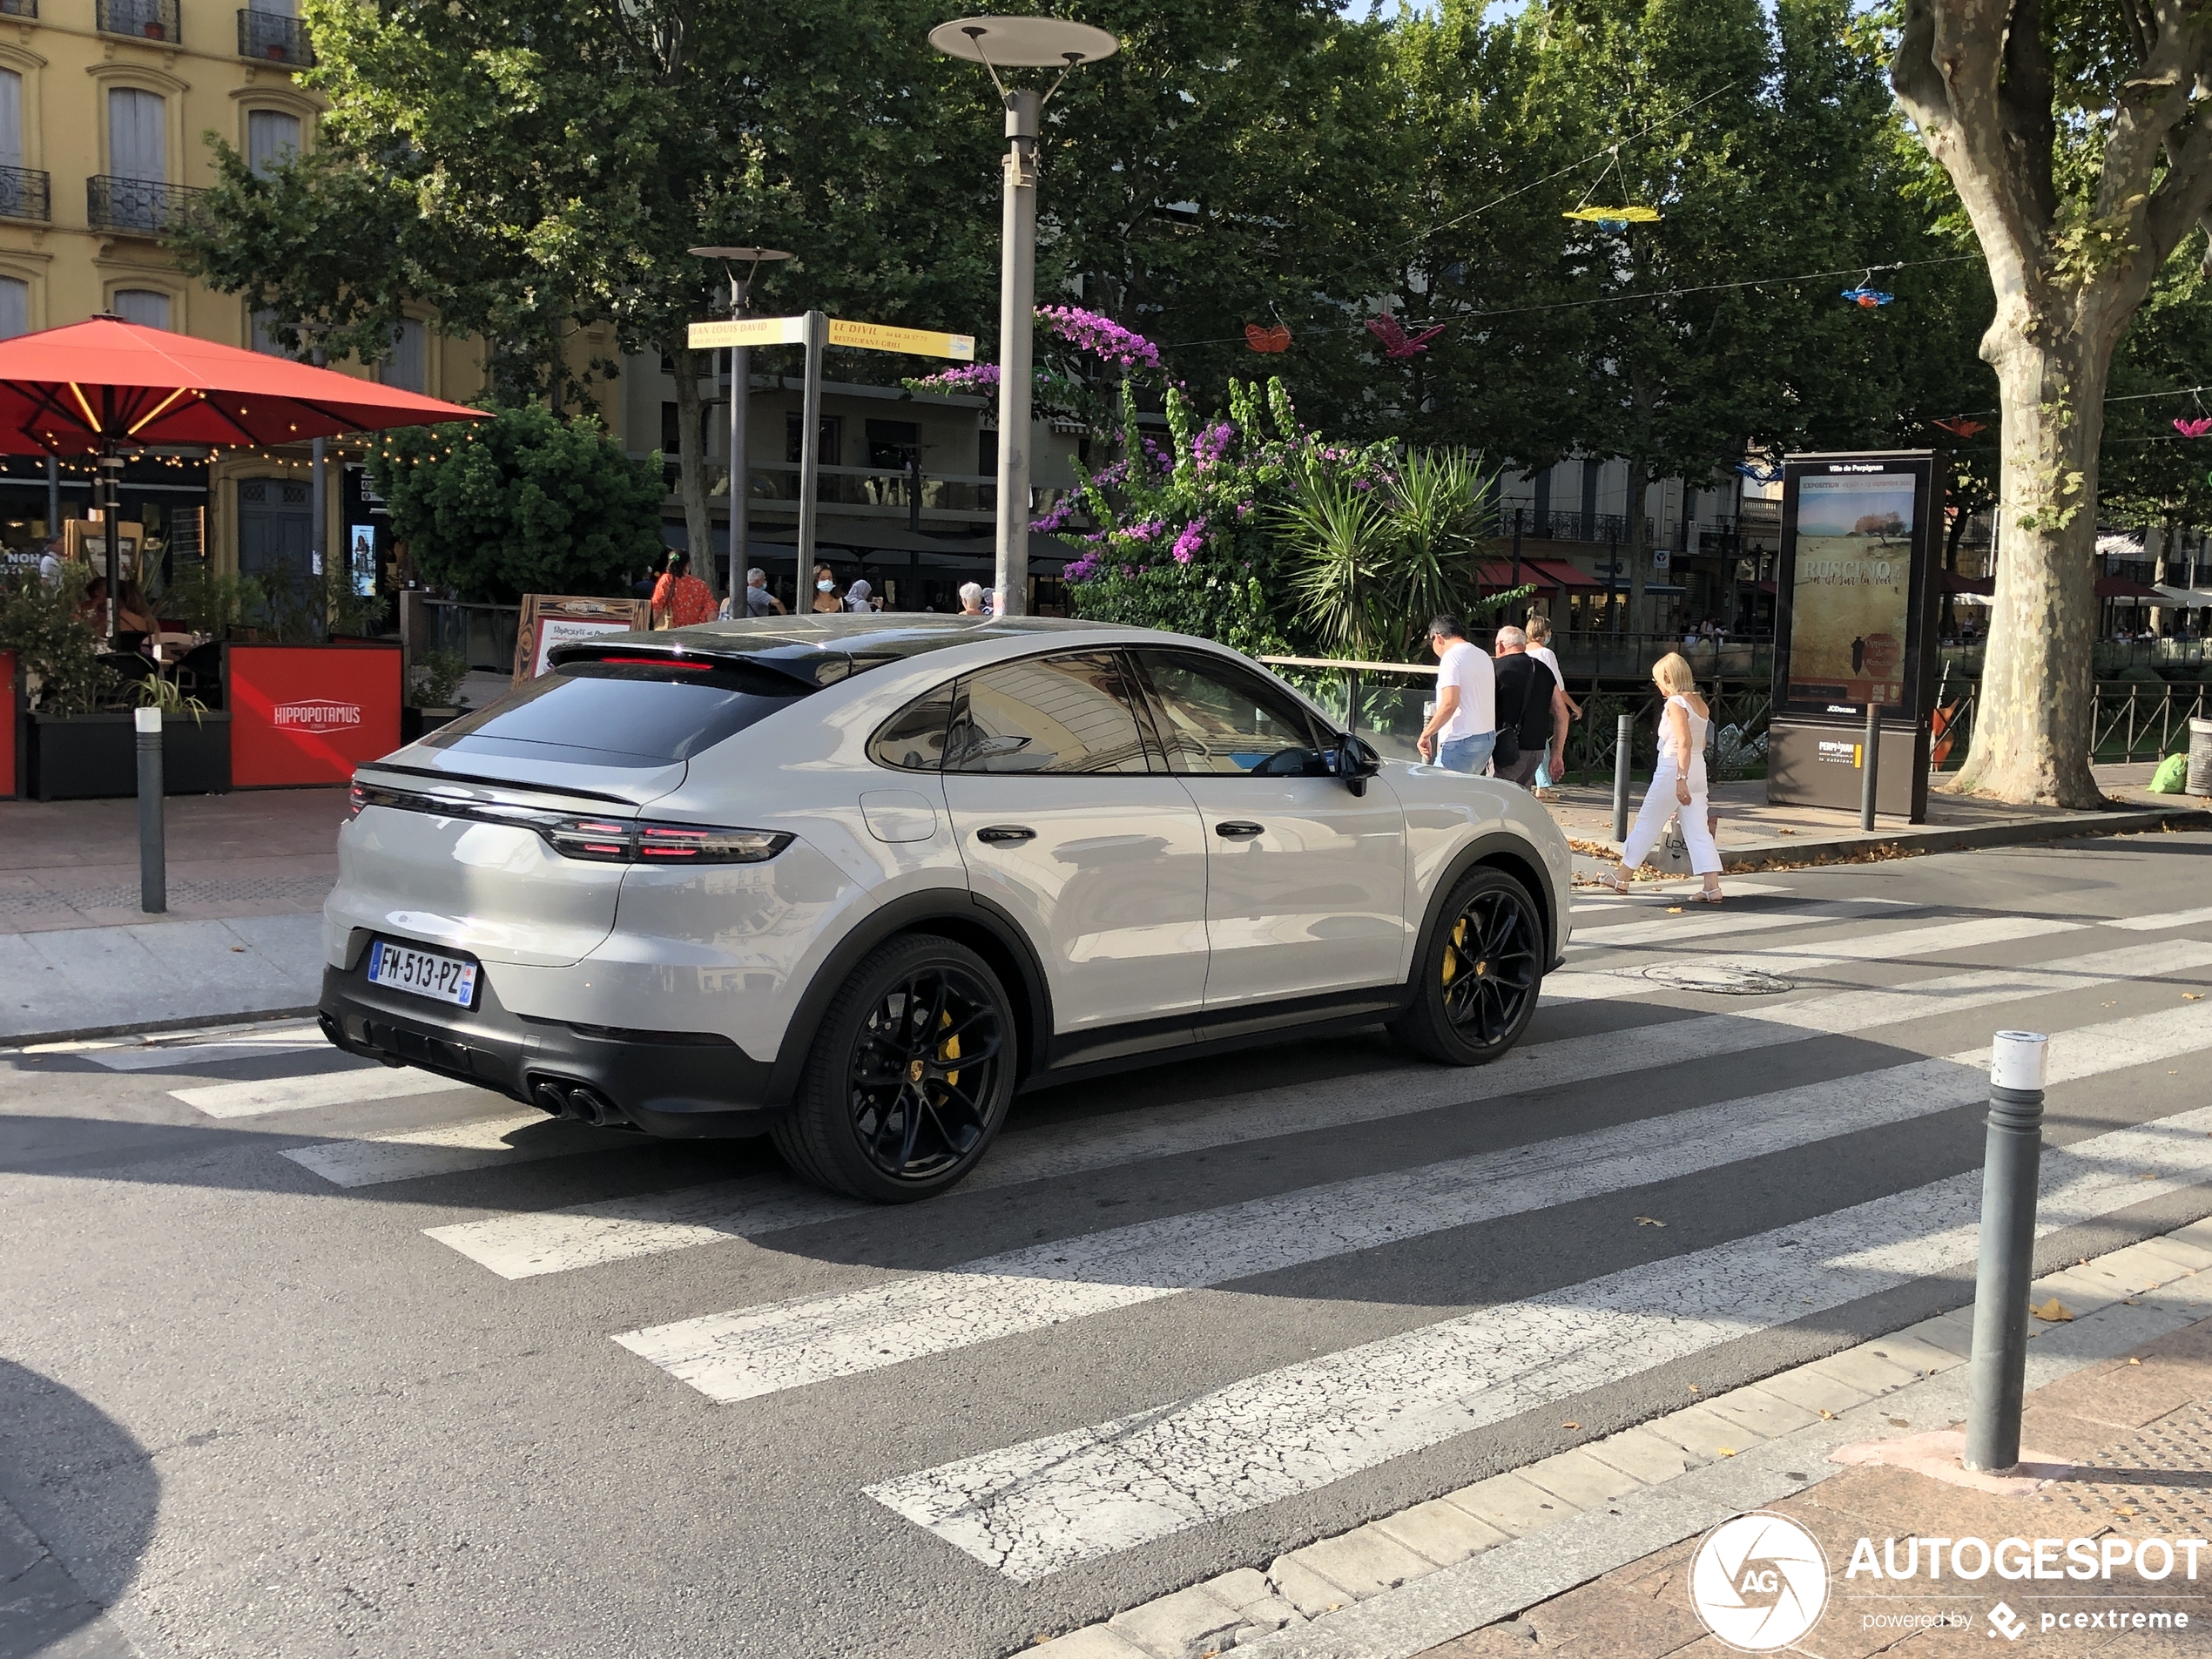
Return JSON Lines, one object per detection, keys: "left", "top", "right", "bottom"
{"left": 1336, "top": 734, "right": 1381, "bottom": 796}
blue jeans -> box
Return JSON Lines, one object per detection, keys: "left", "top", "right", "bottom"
{"left": 1438, "top": 731, "right": 1495, "bottom": 775}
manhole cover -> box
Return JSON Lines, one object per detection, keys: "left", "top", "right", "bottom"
{"left": 1635, "top": 962, "right": 1794, "bottom": 995}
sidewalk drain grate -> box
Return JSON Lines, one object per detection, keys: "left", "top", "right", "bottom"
{"left": 1635, "top": 962, "right": 1794, "bottom": 995}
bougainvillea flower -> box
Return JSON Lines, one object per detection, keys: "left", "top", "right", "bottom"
{"left": 1035, "top": 306, "right": 1162, "bottom": 369}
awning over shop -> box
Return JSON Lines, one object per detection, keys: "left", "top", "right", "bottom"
{"left": 1478, "top": 557, "right": 1615, "bottom": 592}
{"left": 2096, "top": 574, "right": 2165, "bottom": 600}
{"left": 2157, "top": 583, "right": 2212, "bottom": 607}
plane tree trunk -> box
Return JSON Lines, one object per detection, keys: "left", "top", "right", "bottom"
{"left": 1892, "top": 0, "right": 2212, "bottom": 806}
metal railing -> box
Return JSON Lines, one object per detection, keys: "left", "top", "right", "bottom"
{"left": 238, "top": 7, "right": 312, "bottom": 64}
{"left": 97, "top": 0, "right": 178, "bottom": 40}
{"left": 0, "top": 165, "right": 50, "bottom": 223}
{"left": 1939, "top": 637, "right": 2212, "bottom": 676}
{"left": 1922, "top": 674, "right": 2209, "bottom": 772}
{"left": 87, "top": 176, "right": 206, "bottom": 236}
{"left": 1496, "top": 509, "right": 1651, "bottom": 546}
{"left": 1549, "top": 629, "right": 1773, "bottom": 684}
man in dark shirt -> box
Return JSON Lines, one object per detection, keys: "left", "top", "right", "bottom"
{"left": 1490, "top": 624, "right": 1568, "bottom": 787}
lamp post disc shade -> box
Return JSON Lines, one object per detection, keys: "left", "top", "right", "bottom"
{"left": 928, "top": 16, "right": 1118, "bottom": 65}
{"left": 0, "top": 315, "right": 490, "bottom": 455}
{"left": 688, "top": 247, "right": 794, "bottom": 263}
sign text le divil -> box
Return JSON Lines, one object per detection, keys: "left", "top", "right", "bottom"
{"left": 686, "top": 316, "right": 976, "bottom": 361}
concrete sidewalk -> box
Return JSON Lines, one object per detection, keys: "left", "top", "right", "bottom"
{"left": 1550, "top": 761, "right": 2205, "bottom": 881}
{"left": 0, "top": 787, "right": 344, "bottom": 1041}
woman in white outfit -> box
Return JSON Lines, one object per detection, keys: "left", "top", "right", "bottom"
{"left": 1596, "top": 651, "right": 1723, "bottom": 902}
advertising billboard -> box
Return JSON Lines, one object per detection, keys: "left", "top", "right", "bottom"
{"left": 1773, "top": 453, "right": 1938, "bottom": 719}
{"left": 228, "top": 644, "right": 403, "bottom": 787}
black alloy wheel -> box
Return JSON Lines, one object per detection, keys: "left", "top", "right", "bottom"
{"left": 775, "top": 935, "right": 1016, "bottom": 1202}
{"left": 1391, "top": 867, "right": 1545, "bottom": 1065}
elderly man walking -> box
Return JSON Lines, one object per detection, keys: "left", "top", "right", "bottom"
{"left": 1489, "top": 624, "right": 1569, "bottom": 789}
{"left": 1416, "top": 615, "right": 1495, "bottom": 774}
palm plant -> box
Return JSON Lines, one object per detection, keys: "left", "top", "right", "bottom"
{"left": 1278, "top": 447, "right": 1509, "bottom": 660}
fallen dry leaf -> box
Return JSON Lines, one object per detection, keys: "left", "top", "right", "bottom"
{"left": 1667, "top": 906, "right": 1683, "bottom": 914}
{"left": 1716, "top": 1447, "right": 1738, "bottom": 1458}
{"left": 1561, "top": 1421, "right": 1581, "bottom": 1431}
{"left": 2116, "top": 1506, "right": 2140, "bottom": 1518}
{"left": 1687, "top": 1383, "right": 1701, "bottom": 1394}
{"left": 1818, "top": 1409, "right": 1836, "bottom": 1420}
{"left": 2032, "top": 1298, "right": 2074, "bottom": 1323}
{"left": 2187, "top": 993, "right": 2205, "bottom": 1001}
{"left": 2141, "top": 1173, "right": 2158, "bottom": 1181}
{"left": 1635, "top": 1215, "right": 1667, "bottom": 1227}
{"left": 2129, "top": 1358, "right": 2143, "bottom": 1366}
{"left": 1776, "top": 828, "right": 1797, "bottom": 835}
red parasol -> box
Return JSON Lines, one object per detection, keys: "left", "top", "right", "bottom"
{"left": 0, "top": 314, "right": 489, "bottom": 633}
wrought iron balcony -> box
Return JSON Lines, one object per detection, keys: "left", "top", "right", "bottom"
{"left": 87, "top": 175, "right": 205, "bottom": 236}
{"left": 97, "top": 0, "right": 178, "bottom": 40}
{"left": 0, "top": 166, "right": 50, "bottom": 223}
{"left": 238, "top": 8, "right": 312, "bottom": 65}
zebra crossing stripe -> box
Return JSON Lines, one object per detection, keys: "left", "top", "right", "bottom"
{"left": 613, "top": 1000, "right": 2212, "bottom": 1405}
{"left": 1547, "top": 913, "right": 2081, "bottom": 1002}
{"left": 36, "top": 1021, "right": 330, "bottom": 1072}
{"left": 1568, "top": 896, "right": 1916, "bottom": 952}
{"left": 1570, "top": 880, "right": 1792, "bottom": 913}
{"left": 2110, "top": 904, "right": 2212, "bottom": 932}
{"left": 424, "top": 936, "right": 2212, "bottom": 1278}
{"left": 866, "top": 1096, "right": 2212, "bottom": 1581}
{"left": 172, "top": 1066, "right": 474, "bottom": 1118}
{"left": 280, "top": 1111, "right": 624, "bottom": 1187}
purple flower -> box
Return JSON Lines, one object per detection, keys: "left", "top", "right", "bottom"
{"left": 1192, "top": 421, "right": 1235, "bottom": 468}
{"left": 1036, "top": 305, "right": 1163, "bottom": 369}
{"left": 907, "top": 364, "right": 1001, "bottom": 395}
{"left": 1171, "top": 520, "right": 1206, "bottom": 564}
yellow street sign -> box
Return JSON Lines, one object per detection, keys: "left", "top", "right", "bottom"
{"left": 688, "top": 316, "right": 807, "bottom": 350}
{"left": 826, "top": 318, "right": 976, "bottom": 361}
{"left": 686, "top": 314, "right": 976, "bottom": 360}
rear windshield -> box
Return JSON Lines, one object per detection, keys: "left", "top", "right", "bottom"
{"left": 422, "top": 660, "right": 810, "bottom": 768}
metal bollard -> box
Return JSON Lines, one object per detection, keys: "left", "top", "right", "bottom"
{"left": 1859, "top": 703, "right": 1881, "bottom": 832}
{"left": 135, "top": 705, "right": 165, "bottom": 914}
{"left": 1964, "top": 1030, "right": 2049, "bottom": 1473}
{"left": 1612, "top": 712, "right": 1632, "bottom": 845}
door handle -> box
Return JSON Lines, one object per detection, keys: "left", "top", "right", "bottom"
{"left": 974, "top": 825, "right": 1036, "bottom": 845}
{"left": 1215, "top": 820, "right": 1264, "bottom": 840}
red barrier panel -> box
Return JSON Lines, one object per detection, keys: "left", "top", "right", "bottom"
{"left": 0, "top": 649, "right": 16, "bottom": 799}
{"left": 227, "top": 643, "right": 401, "bottom": 787}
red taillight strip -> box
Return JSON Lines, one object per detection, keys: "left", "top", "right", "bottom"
{"left": 348, "top": 780, "right": 789, "bottom": 866}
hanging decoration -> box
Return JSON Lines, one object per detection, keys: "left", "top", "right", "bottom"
{"left": 1840, "top": 270, "right": 1893, "bottom": 307}
{"left": 1931, "top": 416, "right": 1986, "bottom": 438}
{"left": 1561, "top": 145, "right": 1660, "bottom": 233}
{"left": 1243, "top": 322, "right": 1291, "bottom": 354}
{"left": 2175, "top": 417, "right": 2212, "bottom": 439}
{"left": 1736, "top": 461, "right": 1784, "bottom": 484}
{"left": 1366, "top": 307, "right": 1446, "bottom": 360}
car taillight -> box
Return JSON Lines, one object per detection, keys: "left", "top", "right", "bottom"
{"left": 543, "top": 815, "right": 791, "bottom": 865}
{"left": 347, "top": 781, "right": 367, "bottom": 819}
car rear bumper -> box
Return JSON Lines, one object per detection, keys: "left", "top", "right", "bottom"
{"left": 317, "top": 964, "right": 785, "bottom": 1138}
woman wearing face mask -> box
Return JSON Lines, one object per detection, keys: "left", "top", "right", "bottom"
{"left": 809, "top": 564, "right": 841, "bottom": 614}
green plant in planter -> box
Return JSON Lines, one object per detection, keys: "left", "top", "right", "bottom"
{"left": 132, "top": 669, "right": 209, "bottom": 725}
{"left": 408, "top": 647, "right": 469, "bottom": 711}
{"left": 0, "top": 566, "right": 116, "bottom": 714}
{"left": 151, "top": 563, "right": 265, "bottom": 638}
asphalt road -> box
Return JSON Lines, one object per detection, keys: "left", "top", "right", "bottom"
{"left": 3, "top": 830, "right": 2210, "bottom": 1659}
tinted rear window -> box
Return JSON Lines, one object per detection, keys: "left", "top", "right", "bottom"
{"left": 423, "top": 661, "right": 809, "bottom": 767}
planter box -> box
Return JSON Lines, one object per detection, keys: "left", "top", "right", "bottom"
{"left": 1, "top": 649, "right": 16, "bottom": 799}
{"left": 28, "top": 711, "right": 233, "bottom": 800}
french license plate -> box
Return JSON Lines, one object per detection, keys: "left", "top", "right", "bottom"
{"left": 366, "top": 939, "right": 479, "bottom": 1008}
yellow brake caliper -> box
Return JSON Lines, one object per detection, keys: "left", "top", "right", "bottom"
{"left": 1442, "top": 919, "right": 1465, "bottom": 986}
{"left": 936, "top": 1009, "right": 961, "bottom": 1089}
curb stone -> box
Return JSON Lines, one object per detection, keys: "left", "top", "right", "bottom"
{"left": 1023, "top": 1215, "right": 2212, "bottom": 1659}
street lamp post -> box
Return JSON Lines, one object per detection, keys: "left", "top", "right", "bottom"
{"left": 690, "top": 246, "right": 792, "bottom": 604}
{"left": 930, "top": 16, "right": 1117, "bottom": 617}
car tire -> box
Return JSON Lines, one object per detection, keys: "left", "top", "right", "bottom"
{"left": 772, "top": 933, "right": 1018, "bottom": 1203}
{"left": 1389, "top": 866, "right": 1546, "bottom": 1066}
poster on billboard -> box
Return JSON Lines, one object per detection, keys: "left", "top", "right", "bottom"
{"left": 511, "top": 594, "right": 648, "bottom": 685}
{"left": 1773, "top": 453, "right": 1937, "bottom": 719}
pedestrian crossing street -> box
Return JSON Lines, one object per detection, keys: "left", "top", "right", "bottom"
{"left": 42, "top": 880, "right": 2212, "bottom": 1590}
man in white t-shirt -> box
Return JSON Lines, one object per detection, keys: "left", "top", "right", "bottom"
{"left": 1416, "top": 614, "right": 1496, "bottom": 774}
